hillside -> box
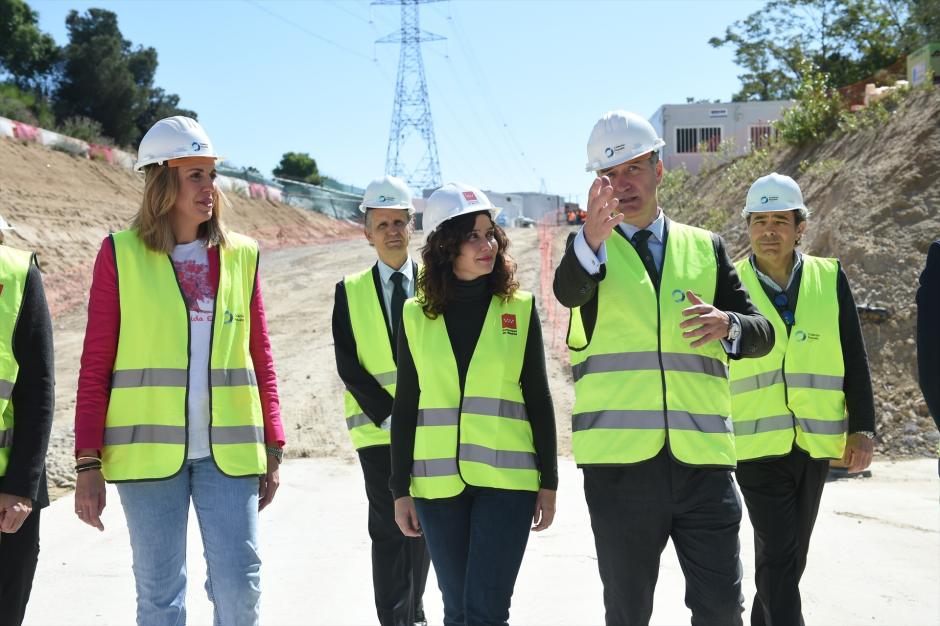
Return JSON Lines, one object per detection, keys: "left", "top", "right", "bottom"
{"left": 665, "top": 86, "right": 940, "bottom": 456}
{"left": 0, "top": 138, "right": 359, "bottom": 315}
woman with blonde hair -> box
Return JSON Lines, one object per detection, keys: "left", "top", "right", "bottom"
{"left": 73, "top": 116, "right": 284, "bottom": 626}
{"left": 391, "top": 183, "right": 557, "bottom": 626}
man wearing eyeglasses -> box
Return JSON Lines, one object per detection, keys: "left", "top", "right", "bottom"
{"left": 731, "top": 172, "right": 875, "bottom": 626}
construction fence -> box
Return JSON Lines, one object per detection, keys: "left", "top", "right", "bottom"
{"left": 0, "top": 116, "right": 363, "bottom": 216}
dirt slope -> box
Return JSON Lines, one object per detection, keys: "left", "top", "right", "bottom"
{"left": 0, "top": 138, "right": 359, "bottom": 316}
{"left": 668, "top": 87, "right": 940, "bottom": 456}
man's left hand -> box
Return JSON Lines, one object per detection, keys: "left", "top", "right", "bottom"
{"left": 842, "top": 433, "right": 874, "bottom": 473}
{"left": 679, "top": 291, "right": 731, "bottom": 348}
{"left": 0, "top": 493, "right": 33, "bottom": 533}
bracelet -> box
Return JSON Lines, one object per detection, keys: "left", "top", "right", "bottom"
{"left": 76, "top": 456, "right": 101, "bottom": 463}
{"left": 76, "top": 463, "right": 102, "bottom": 473}
{"left": 265, "top": 446, "right": 283, "bottom": 462}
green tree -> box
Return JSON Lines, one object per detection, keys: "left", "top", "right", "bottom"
{"left": 0, "top": 0, "right": 60, "bottom": 94}
{"left": 273, "top": 152, "right": 322, "bottom": 185}
{"left": 774, "top": 59, "right": 844, "bottom": 146}
{"left": 55, "top": 8, "right": 192, "bottom": 146}
{"left": 711, "top": 0, "right": 909, "bottom": 100}
{"left": 899, "top": 0, "right": 940, "bottom": 48}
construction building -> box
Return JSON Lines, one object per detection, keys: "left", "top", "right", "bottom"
{"left": 650, "top": 100, "right": 792, "bottom": 174}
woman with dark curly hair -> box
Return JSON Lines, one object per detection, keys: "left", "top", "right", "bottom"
{"left": 390, "top": 182, "right": 557, "bottom": 626}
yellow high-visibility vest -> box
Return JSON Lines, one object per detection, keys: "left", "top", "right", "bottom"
{"left": 0, "top": 245, "right": 35, "bottom": 477}
{"left": 731, "top": 256, "right": 846, "bottom": 460}
{"left": 568, "top": 223, "right": 735, "bottom": 467}
{"left": 342, "top": 266, "right": 398, "bottom": 449}
{"left": 103, "top": 229, "right": 265, "bottom": 481}
{"left": 404, "top": 291, "right": 540, "bottom": 499}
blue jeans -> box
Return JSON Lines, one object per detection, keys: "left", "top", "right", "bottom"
{"left": 116, "top": 457, "right": 261, "bottom": 626}
{"left": 414, "top": 486, "right": 537, "bottom": 626}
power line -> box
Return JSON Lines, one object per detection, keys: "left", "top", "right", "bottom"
{"left": 443, "top": 4, "right": 540, "bottom": 189}
{"left": 244, "top": 0, "right": 374, "bottom": 62}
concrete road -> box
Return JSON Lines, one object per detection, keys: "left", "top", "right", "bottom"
{"left": 25, "top": 458, "right": 939, "bottom": 625}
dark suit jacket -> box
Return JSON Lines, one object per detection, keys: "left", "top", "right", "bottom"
{"left": 917, "top": 241, "right": 940, "bottom": 430}
{"left": 0, "top": 263, "right": 54, "bottom": 508}
{"left": 553, "top": 218, "right": 774, "bottom": 359}
{"left": 332, "top": 260, "right": 418, "bottom": 429}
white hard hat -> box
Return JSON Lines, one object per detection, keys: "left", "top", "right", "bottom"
{"left": 0, "top": 214, "right": 13, "bottom": 230}
{"left": 743, "top": 172, "right": 806, "bottom": 214}
{"left": 135, "top": 116, "right": 222, "bottom": 172}
{"left": 586, "top": 110, "right": 665, "bottom": 172}
{"left": 359, "top": 175, "right": 415, "bottom": 214}
{"left": 423, "top": 182, "right": 501, "bottom": 235}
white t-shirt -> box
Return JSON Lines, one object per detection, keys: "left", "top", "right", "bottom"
{"left": 171, "top": 240, "right": 214, "bottom": 459}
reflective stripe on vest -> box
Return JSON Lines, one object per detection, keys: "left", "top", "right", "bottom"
{"left": 404, "top": 292, "right": 540, "bottom": 499}
{"left": 103, "top": 230, "right": 265, "bottom": 481}
{"left": 342, "top": 267, "right": 398, "bottom": 449}
{"left": 730, "top": 256, "right": 846, "bottom": 460}
{"left": 0, "top": 246, "right": 34, "bottom": 478}
{"left": 567, "top": 222, "right": 735, "bottom": 467}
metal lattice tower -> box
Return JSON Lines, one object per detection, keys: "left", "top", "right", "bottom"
{"left": 373, "top": 0, "right": 444, "bottom": 192}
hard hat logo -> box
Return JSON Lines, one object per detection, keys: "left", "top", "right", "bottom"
{"left": 462, "top": 191, "right": 478, "bottom": 203}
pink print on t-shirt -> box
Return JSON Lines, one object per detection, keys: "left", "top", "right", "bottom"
{"left": 173, "top": 259, "right": 216, "bottom": 314}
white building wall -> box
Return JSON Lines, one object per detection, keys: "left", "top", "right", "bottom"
{"left": 650, "top": 101, "right": 792, "bottom": 174}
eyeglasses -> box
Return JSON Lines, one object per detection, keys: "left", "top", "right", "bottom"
{"left": 773, "top": 292, "right": 795, "bottom": 326}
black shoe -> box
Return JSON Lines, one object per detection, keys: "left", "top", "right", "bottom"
{"left": 414, "top": 608, "right": 427, "bottom": 626}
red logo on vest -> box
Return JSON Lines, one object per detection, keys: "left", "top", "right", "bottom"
{"left": 501, "top": 313, "right": 517, "bottom": 335}
{"left": 462, "top": 191, "right": 478, "bottom": 202}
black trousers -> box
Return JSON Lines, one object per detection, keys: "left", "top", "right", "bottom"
{"left": 583, "top": 449, "right": 744, "bottom": 626}
{"left": 359, "top": 445, "right": 431, "bottom": 626}
{"left": 735, "top": 448, "right": 828, "bottom": 626}
{"left": 0, "top": 508, "right": 40, "bottom": 626}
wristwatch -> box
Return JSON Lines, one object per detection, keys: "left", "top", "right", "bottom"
{"left": 726, "top": 313, "right": 741, "bottom": 342}
{"left": 265, "top": 445, "right": 284, "bottom": 462}
{"left": 854, "top": 431, "right": 875, "bottom": 440}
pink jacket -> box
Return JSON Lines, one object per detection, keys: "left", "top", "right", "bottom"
{"left": 74, "top": 237, "right": 285, "bottom": 452}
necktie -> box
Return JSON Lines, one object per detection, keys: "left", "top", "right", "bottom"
{"left": 631, "top": 230, "right": 660, "bottom": 288}
{"left": 390, "top": 271, "right": 406, "bottom": 357}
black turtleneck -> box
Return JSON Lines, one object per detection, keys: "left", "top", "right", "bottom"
{"left": 389, "top": 276, "right": 558, "bottom": 499}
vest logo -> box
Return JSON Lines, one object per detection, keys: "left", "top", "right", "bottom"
{"left": 671, "top": 289, "right": 685, "bottom": 303}
{"left": 794, "top": 330, "right": 820, "bottom": 342}
{"left": 223, "top": 310, "right": 246, "bottom": 324}
{"left": 501, "top": 313, "right": 517, "bottom": 336}
{"left": 462, "top": 191, "right": 478, "bottom": 203}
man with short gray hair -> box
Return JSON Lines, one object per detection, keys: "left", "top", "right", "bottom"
{"left": 331, "top": 176, "right": 430, "bottom": 626}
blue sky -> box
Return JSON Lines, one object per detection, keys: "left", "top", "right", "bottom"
{"left": 33, "top": 0, "right": 765, "bottom": 204}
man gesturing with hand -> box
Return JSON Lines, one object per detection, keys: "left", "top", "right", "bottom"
{"left": 554, "top": 110, "right": 774, "bottom": 626}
